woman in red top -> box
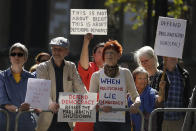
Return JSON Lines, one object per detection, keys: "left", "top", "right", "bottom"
{"left": 75, "top": 33, "right": 104, "bottom": 131}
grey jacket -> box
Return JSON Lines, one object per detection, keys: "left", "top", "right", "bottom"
{"left": 35, "top": 59, "right": 87, "bottom": 131}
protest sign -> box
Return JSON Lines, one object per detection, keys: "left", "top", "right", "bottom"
{"left": 70, "top": 9, "right": 107, "bottom": 35}
{"left": 58, "top": 92, "right": 97, "bottom": 122}
{"left": 154, "top": 16, "right": 187, "bottom": 58}
{"left": 98, "top": 70, "right": 126, "bottom": 122}
{"left": 25, "top": 78, "right": 51, "bottom": 110}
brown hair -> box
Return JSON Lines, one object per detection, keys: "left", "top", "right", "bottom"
{"left": 35, "top": 52, "right": 50, "bottom": 63}
{"left": 132, "top": 67, "right": 148, "bottom": 81}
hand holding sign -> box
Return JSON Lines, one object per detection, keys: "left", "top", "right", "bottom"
{"left": 58, "top": 92, "right": 97, "bottom": 122}
{"left": 19, "top": 103, "right": 30, "bottom": 111}
{"left": 84, "top": 33, "right": 93, "bottom": 45}
{"left": 25, "top": 78, "right": 51, "bottom": 110}
{"left": 49, "top": 102, "right": 59, "bottom": 113}
{"left": 70, "top": 9, "right": 107, "bottom": 35}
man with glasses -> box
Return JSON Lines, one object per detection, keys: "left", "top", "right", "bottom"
{"left": 36, "top": 37, "right": 87, "bottom": 131}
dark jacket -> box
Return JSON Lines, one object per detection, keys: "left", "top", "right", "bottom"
{"left": 175, "top": 64, "right": 192, "bottom": 107}
{"left": 162, "top": 64, "right": 191, "bottom": 107}
{"left": 156, "top": 64, "right": 191, "bottom": 131}
{"left": 182, "top": 86, "right": 196, "bottom": 131}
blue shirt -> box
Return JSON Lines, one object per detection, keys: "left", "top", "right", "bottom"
{"left": 164, "top": 66, "right": 184, "bottom": 120}
{"left": 128, "top": 85, "right": 156, "bottom": 131}
{"left": 0, "top": 68, "right": 36, "bottom": 131}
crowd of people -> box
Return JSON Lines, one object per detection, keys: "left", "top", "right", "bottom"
{"left": 0, "top": 33, "right": 194, "bottom": 131}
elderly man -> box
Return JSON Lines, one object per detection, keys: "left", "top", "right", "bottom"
{"left": 36, "top": 37, "right": 87, "bottom": 131}
{"left": 161, "top": 57, "right": 191, "bottom": 131}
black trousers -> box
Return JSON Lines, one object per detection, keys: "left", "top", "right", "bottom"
{"left": 48, "top": 114, "right": 71, "bottom": 131}
{"left": 94, "top": 112, "right": 131, "bottom": 131}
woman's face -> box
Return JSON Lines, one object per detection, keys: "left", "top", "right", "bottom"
{"left": 10, "top": 48, "right": 26, "bottom": 67}
{"left": 135, "top": 73, "right": 148, "bottom": 93}
{"left": 139, "top": 55, "right": 155, "bottom": 72}
{"left": 104, "top": 49, "right": 120, "bottom": 66}
{"left": 93, "top": 47, "right": 104, "bottom": 66}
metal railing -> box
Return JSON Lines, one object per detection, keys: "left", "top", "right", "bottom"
{"left": 15, "top": 110, "right": 52, "bottom": 131}
{"left": 0, "top": 108, "right": 10, "bottom": 131}
{"left": 148, "top": 108, "right": 196, "bottom": 131}
{"left": 14, "top": 108, "right": 144, "bottom": 131}
{"left": 99, "top": 108, "right": 145, "bottom": 131}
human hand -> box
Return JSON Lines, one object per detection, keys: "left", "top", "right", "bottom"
{"left": 158, "top": 80, "right": 166, "bottom": 102}
{"left": 5, "top": 104, "right": 18, "bottom": 112}
{"left": 159, "top": 80, "right": 166, "bottom": 91}
{"left": 20, "top": 103, "right": 30, "bottom": 111}
{"left": 84, "top": 33, "right": 93, "bottom": 45}
{"left": 101, "top": 106, "right": 112, "bottom": 113}
{"left": 33, "top": 108, "right": 42, "bottom": 113}
{"left": 49, "top": 102, "right": 59, "bottom": 113}
{"left": 130, "top": 103, "right": 139, "bottom": 114}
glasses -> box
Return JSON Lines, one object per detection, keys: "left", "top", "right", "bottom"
{"left": 140, "top": 57, "right": 152, "bottom": 64}
{"left": 10, "top": 52, "right": 24, "bottom": 57}
{"left": 104, "top": 51, "right": 115, "bottom": 55}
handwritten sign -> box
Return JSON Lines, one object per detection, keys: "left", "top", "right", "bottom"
{"left": 99, "top": 70, "right": 126, "bottom": 122}
{"left": 25, "top": 78, "right": 51, "bottom": 110}
{"left": 154, "top": 16, "right": 187, "bottom": 58}
{"left": 58, "top": 92, "right": 97, "bottom": 122}
{"left": 70, "top": 9, "right": 107, "bottom": 35}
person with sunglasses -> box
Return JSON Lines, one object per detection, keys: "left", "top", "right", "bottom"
{"left": 0, "top": 43, "right": 36, "bottom": 131}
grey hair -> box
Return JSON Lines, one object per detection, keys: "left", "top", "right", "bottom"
{"left": 9, "top": 43, "right": 28, "bottom": 59}
{"left": 135, "top": 46, "right": 159, "bottom": 67}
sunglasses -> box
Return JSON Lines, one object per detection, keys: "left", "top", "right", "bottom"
{"left": 10, "top": 52, "right": 24, "bottom": 57}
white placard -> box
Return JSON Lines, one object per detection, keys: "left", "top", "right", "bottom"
{"left": 25, "top": 78, "right": 51, "bottom": 110}
{"left": 70, "top": 9, "right": 107, "bottom": 35}
{"left": 58, "top": 92, "right": 97, "bottom": 122}
{"left": 98, "top": 70, "right": 126, "bottom": 122}
{"left": 154, "top": 16, "right": 187, "bottom": 58}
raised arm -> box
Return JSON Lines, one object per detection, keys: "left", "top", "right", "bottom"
{"left": 79, "top": 33, "right": 93, "bottom": 70}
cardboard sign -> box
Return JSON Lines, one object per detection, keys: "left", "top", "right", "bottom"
{"left": 70, "top": 9, "right": 107, "bottom": 35}
{"left": 58, "top": 92, "right": 97, "bottom": 122}
{"left": 154, "top": 16, "right": 187, "bottom": 58}
{"left": 25, "top": 78, "right": 51, "bottom": 110}
{"left": 98, "top": 70, "right": 126, "bottom": 122}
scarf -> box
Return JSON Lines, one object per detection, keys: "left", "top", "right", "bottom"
{"left": 104, "top": 64, "right": 119, "bottom": 78}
